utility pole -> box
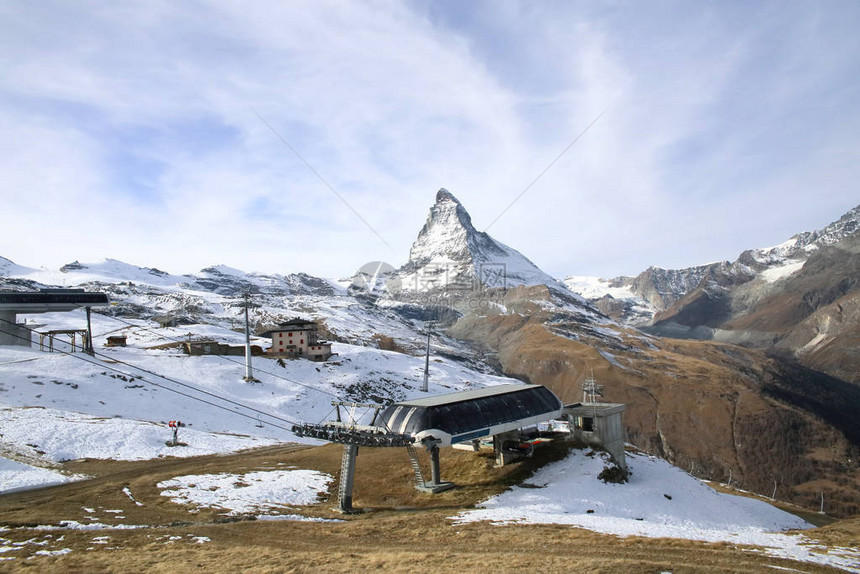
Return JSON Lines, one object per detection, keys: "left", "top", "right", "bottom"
{"left": 421, "top": 321, "right": 433, "bottom": 393}
{"left": 243, "top": 292, "right": 255, "bottom": 382}
{"left": 85, "top": 306, "right": 94, "bottom": 356}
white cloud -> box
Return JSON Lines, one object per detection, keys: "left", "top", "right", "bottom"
{"left": 0, "top": 1, "right": 858, "bottom": 279}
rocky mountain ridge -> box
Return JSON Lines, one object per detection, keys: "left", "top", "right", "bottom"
{"left": 565, "top": 203, "right": 860, "bottom": 324}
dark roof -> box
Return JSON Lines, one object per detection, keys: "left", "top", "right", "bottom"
{"left": 564, "top": 402, "right": 626, "bottom": 416}
{"left": 378, "top": 384, "right": 563, "bottom": 440}
{"left": 0, "top": 290, "right": 109, "bottom": 311}
{"left": 279, "top": 317, "right": 317, "bottom": 326}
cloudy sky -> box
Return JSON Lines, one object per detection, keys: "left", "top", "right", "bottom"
{"left": 1, "top": 0, "right": 858, "bottom": 280}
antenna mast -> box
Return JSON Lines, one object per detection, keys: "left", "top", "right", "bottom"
{"left": 582, "top": 369, "right": 603, "bottom": 403}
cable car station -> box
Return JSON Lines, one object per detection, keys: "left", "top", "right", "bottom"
{"left": 294, "top": 384, "right": 566, "bottom": 512}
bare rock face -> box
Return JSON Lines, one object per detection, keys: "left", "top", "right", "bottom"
{"left": 620, "top": 206, "right": 860, "bottom": 384}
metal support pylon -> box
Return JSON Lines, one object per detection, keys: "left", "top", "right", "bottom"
{"left": 429, "top": 444, "right": 441, "bottom": 486}
{"left": 338, "top": 443, "right": 359, "bottom": 513}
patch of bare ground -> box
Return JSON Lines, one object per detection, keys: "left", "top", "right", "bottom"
{"left": 0, "top": 443, "right": 855, "bottom": 572}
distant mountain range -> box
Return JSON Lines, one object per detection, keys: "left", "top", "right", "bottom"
{"left": 563, "top": 203, "right": 860, "bottom": 384}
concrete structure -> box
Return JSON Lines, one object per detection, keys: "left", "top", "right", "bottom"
{"left": 564, "top": 402, "right": 627, "bottom": 471}
{"left": 0, "top": 289, "right": 109, "bottom": 347}
{"left": 181, "top": 340, "right": 262, "bottom": 356}
{"left": 265, "top": 318, "right": 333, "bottom": 361}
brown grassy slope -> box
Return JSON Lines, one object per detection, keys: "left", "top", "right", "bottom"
{"left": 447, "top": 288, "right": 860, "bottom": 517}
{"left": 0, "top": 443, "right": 852, "bottom": 573}
{"left": 0, "top": 443, "right": 570, "bottom": 529}
{"left": 5, "top": 514, "right": 849, "bottom": 574}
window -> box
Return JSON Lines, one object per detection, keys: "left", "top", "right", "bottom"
{"left": 300, "top": 339, "right": 304, "bottom": 344}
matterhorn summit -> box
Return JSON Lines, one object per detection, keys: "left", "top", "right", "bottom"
{"left": 396, "top": 189, "right": 565, "bottom": 293}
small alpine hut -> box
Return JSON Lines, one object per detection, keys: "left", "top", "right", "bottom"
{"left": 564, "top": 402, "right": 627, "bottom": 472}
{"left": 265, "top": 317, "right": 333, "bottom": 361}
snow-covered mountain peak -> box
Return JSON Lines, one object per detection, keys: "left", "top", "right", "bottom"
{"left": 563, "top": 203, "right": 860, "bottom": 324}
{"left": 396, "top": 188, "right": 570, "bottom": 295}
{"left": 407, "top": 188, "right": 478, "bottom": 265}
{"left": 739, "top": 203, "right": 859, "bottom": 267}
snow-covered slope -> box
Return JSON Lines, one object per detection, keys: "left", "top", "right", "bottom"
{"left": 3, "top": 258, "right": 341, "bottom": 298}
{"left": 561, "top": 275, "right": 656, "bottom": 325}
{"left": 0, "top": 255, "right": 455, "bottom": 358}
{"left": 0, "top": 305, "right": 521, "bottom": 488}
{"left": 396, "top": 189, "right": 569, "bottom": 294}
{"left": 0, "top": 256, "right": 36, "bottom": 278}
{"left": 456, "top": 449, "right": 860, "bottom": 571}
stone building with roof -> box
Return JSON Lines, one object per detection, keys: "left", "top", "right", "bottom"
{"left": 264, "top": 317, "right": 333, "bottom": 361}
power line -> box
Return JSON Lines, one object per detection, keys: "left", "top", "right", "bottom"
{"left": 484, "top": 107, "right": 609, "bottom": 233}
{"left": 0, "top": 319, "right": 301, "bottom": 433}
{"left": 252, "top": 108, "right": 395, "bottom": 252}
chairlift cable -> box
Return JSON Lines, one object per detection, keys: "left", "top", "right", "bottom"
{"left": 0, "top": 320, "right": 300, "bottom": 432}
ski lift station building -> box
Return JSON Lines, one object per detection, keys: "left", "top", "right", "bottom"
{"left": 377, "top": 383, "right": 564, "bottom": 447}
{"left": 0, "top": 289, "right": 109, "bottom": 347}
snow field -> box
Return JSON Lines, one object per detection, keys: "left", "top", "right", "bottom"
{"left": 0, "top": 312, "right": 517, "bottom": 443}
{"left": 0, "top": 406, "right": 277, "bottom": 465}
{"left": 157, "top": 468, "right": 334, "bottom": 516}
{"left": 0, "top": 309, "right": 520, "bottom": 493}
{"left": 759, "top": 260, "right": 805, "bottom": 283}
{"left": 455, "top": 450, "right": 860, "bottom": 571}
{"left": 0, "top": 457, "right": 84, "bottom": 494}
